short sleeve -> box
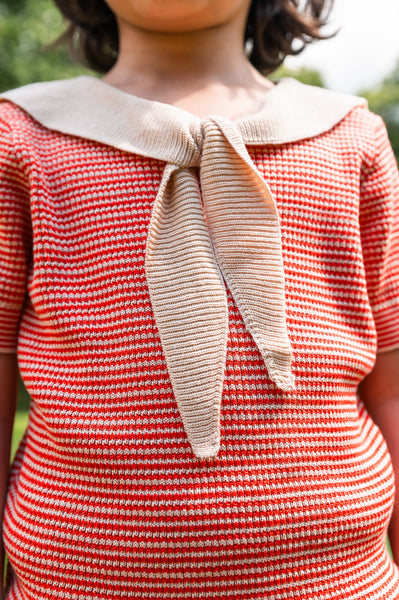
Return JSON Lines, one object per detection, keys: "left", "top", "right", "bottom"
{"left": 360, "top": 114, "right": 399, "bottom": 353}
{"left": 0, "top": 110, "right": 31, "bottom": 353}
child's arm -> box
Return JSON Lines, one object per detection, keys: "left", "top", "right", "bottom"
{"left": 0, "top": 354, "right": 18, "bottom": 598}
{"left": 358, "top": 348, "right": 399, "bottom": 564}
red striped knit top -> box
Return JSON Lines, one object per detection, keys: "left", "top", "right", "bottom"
{"left": 0, "top": 76, "right": 399, "bottom": 599}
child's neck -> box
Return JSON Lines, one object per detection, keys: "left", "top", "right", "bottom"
{"left": 103, "top": 18, "right": 274, "bottom": 120}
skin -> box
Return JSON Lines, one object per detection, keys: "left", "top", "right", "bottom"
{"left": 0, "top": 1, "right": 398, "bottom": 596}
{"left": 102, "top": 0, "right": 275, "bottom": 119}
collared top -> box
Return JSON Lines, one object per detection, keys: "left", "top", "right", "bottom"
{"left": 0, "top": 76, "right": 366, "bottom": 458}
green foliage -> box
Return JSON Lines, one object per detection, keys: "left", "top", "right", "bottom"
{"left": 385, "top": 63, "right": 399, "bottom": 87}
{"left": 272, "top": 65, "right": 326, "bottom": 88}
{"left": 11, "top": 409, "right": 29, "bottom": 459}
{"left": 361, "top": 61, "right": 399, "bottom": 163}
{"left": 17, "top": 375, "right": 31, "bottom": 411}
{"left": 0, "top": 0, "right": 91, "bottom": 93}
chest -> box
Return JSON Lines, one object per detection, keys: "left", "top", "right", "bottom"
{"left": 25, "top": 137, "right": 376, "bottom": 386}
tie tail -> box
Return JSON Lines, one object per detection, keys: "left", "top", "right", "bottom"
{"left": 185, "top": 429, "right": 221, "bottom": 460}
{"left": 261, "top": 347, "right": 296, "bottom": 392}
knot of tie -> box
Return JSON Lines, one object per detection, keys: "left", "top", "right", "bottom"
{"left": 188, "top": 116, "right": 227, "bottom": 167}
{"left": 190, "top": 120, "right": 206, "bottom": 158}
{"left": 145, "top": 115, "right": 295, "bottom": 459}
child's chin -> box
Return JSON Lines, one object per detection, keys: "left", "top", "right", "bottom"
{"left": 104, "top": 0, "right": 250, "bottom": 34}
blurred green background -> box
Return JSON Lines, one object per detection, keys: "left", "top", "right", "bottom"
{"left": 1, "top": 0, "right": 398, "bottom": 459}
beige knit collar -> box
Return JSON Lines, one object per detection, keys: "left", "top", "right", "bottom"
{"left": 2, "top": 75, "right": 366, "bottom": 156}
{"left": 1, "top": 77, "right": 366, "bottom": 459}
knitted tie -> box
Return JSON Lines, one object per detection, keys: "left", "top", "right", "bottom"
{"left": 145, "top": 116, "right": 294, "bottom": 459}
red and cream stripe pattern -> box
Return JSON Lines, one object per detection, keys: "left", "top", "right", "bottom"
{"left": 0, "top": 91, "right": 399, "bottom": 598}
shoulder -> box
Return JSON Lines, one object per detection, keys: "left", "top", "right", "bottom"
{"left": 0, "top": 96, "right": 35, "bottom": 136}
{"left": 0, "top": 101, "right": 31, "bottom": 172}
{"left": 0, "top": 80, "right": 77, "bottom": 145}
{"left": 284, "top": 79, "right": 389, "bottom": 152}
{"left": 0, "top": 77, "right": 88, "bottom": 133}
{"left": 0, "top": 77, "right": 90, "bottom": 125}
{"left": 0, "top": 78, "right": 100, "bottom": 169}
{"left": 0, "top": 104, "right": 32, "bottom": 202}
{"left": 241, "top": 78, "right": 379, "bottom": 148}
{"left": 0, "top": 79, "right": 94, "bottom": 180}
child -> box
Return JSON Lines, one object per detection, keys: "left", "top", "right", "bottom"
{"left": 0, "top": 0, "right": 398, "bottom": 598}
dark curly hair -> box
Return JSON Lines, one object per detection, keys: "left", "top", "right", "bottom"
{"left": 53, "top": 0, "right": 334, "bottom": 75}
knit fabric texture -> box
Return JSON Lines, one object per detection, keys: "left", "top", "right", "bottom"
{"left": 0, "top": 78, "right": 399, "bottom": 599}
{"left": 0, "top": 75, "right": 366, "bottom": 459}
